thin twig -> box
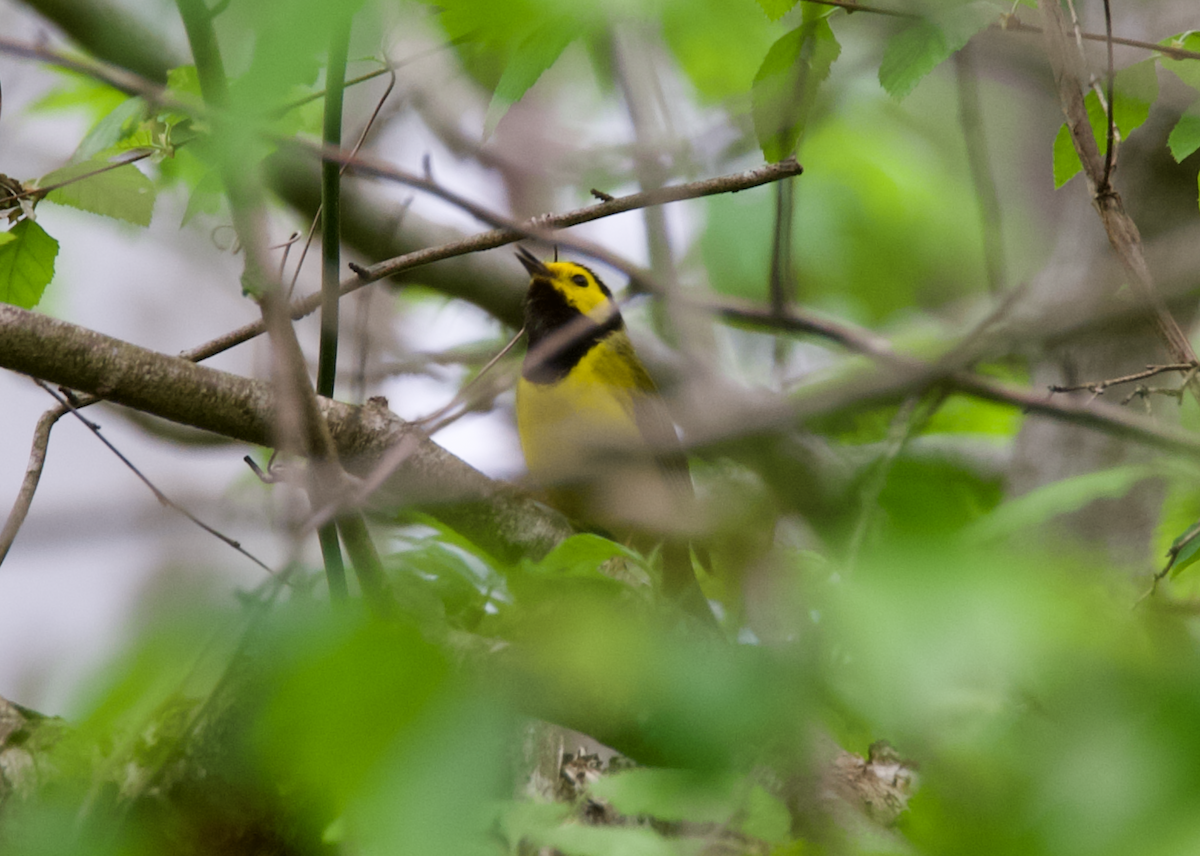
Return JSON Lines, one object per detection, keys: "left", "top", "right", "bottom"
{"left": 1100, "top": 0, "right": 1116, "bottom": 192}
{"left": 2, "top": 149, "right": 156, "bottom": 207}
{"left": 0, "top": 404, "right": 65, "bottom": 565}
{"left": 180, "top": 158, "right": 804, "bottom": 363}
{"left": 793, "top": 1, "right": 1200, "bottom": 62}
{"left": 35, "top": 380, "right": 277, "bottom": 576}
{"left": 1037, "top": 0, "right": 1200, "bottom": 403}
{"left": 284, "top": 61, "right": 397, "bottom": 299}
{"left": 417, "top": 326, "right": 526, "bottom": 435}
{"left": 1048, "top": 363, "right": 1196, "bottom": 395}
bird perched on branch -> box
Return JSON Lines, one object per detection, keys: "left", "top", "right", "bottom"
{"left": 514, "top": 247, "right": 713, "bottom": 622}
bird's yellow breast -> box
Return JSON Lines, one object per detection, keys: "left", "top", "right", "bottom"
{"left": 516, "top": 329, "right": 652, "bottom": 482}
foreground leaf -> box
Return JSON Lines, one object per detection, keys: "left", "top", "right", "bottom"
{"left": 752, "top": 13, "right": 841, "bottom": 161}
{"left": 0, "top": 220, "right": 58, "bottom": 308}
{"left": 878, "top": 1, "right": 999, "bottom": 100}
{"left": 42, "top": 159, "right": 156, "bottom": 227}
{"left": 1052, "top": 59, "right": 1159, "bottom": 186}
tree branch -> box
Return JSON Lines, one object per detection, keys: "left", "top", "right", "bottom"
{"left": 1036, "top": 0, "right": 1200, "bottom": 392}
{"left": 0, "top": 303, "right": 573, "bottom": 563}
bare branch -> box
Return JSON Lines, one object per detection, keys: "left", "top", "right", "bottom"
{"left": 1036, "top": 0, "right": 1200, "bottom": 394}
{"left": 0, "top": 303, "right": 572, "bottom": 563}
{"left": 0, "top": 404, "right": 65, "bottom": 565}
{"left": 183, "top": 158, "right": 804, "bottom": 363}
{"left": 1049, "top": 363, "right": 1197, "bottom": 395}
{"left": 35, "top": 381, "right": 277, "bottom": 576}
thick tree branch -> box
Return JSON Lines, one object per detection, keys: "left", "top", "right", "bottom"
{"left": 0, "top": 303, "right": 572, "bottom": 563}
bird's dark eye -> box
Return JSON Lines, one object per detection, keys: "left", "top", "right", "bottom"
{"left": 571, "top": 274, "right": 589, "bottom": 287}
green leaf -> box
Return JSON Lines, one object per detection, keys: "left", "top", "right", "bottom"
{"left": 589, "top": 768, "right": 742, "bottom": 823}
{"left": 752, "top": 18, "right": 841, "bottom": 161}
{"left": 964, "top": 464, "right": 1158, "bottom": 542}
{"left": 42, "top": 159, "right": 156, "bottom": 227}
{"left": 257, "top": 613, "right": 450, "bottom": 801}
{"left": 0, "top": 219, "right": 59, "bottom": 308}
{"left": 72, "top": 97, "right": 149, "bottom": 163}
{"left": 484, "top": 20, "right": 575, "bottom": 138}
{"left": 1166, "top": 521, "right": 1200, "bottom": 577}
{"left": 879, "top": 2, "right": 1000, "bottom": 100}
{"left": 662, "top": 0, "right": 781, "bottom": 101}
{"left": 756, "top": 0, "right": 799, "bottom": 21}
{"left": 1160, "top": 31, "right": 1200, "bottom": 92}
{"left": 740, "top": 785, "right": 792, "bottom": 843}
{"left": 31, "top": 69, "right": 129, "bottom": 124}
{"left": 1052, "top": 59, "right": 1159, "bottom": 187}
{"left": 181, "top": 168, "right": 225, "bottom": 226}
{"left": 1168, "top": 105, "right": 1200, "bottom": 162}
{"left": 534, "top": 533, "right": 641, "bottom": 577}
{"left": 1052, "top": 121, "right": 1084, "bottom": 187}
{"left": 1111, "top": 58, "right": 1158, "bottom": 137}
{"left": 166, "top": 65, "right": 203, "bottom": 101}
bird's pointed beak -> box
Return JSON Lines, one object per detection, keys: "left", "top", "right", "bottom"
{"left": 516, "top": 246, "right": 551, "bottom": 277}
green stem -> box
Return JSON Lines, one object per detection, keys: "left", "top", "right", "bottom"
{"left": 336, "top": 514, "right": 394, "bottom": 620}
{"left": 317, "top": 18, "right": 352, "bottom": 600}
{"left": 318, "top": 17, "right": 350, "bottom": 399}
{"left": 175, "top": 0, "right": 228, "bottom": 106}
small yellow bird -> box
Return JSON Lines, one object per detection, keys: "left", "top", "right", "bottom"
{"left": 514, "top": 248, "right": 711, "bottom": 619}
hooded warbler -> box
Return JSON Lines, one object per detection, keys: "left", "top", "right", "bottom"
{"left": 514, "top": 248, "right": 711, "bottom": 618}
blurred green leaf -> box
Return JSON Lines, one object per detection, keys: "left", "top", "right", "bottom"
{"left": 1052, "top": 60, "right": 1159, "bottom": 187}
{"left": 1156, "top": 465, "right": 1200, "bottom": 577}
{"left": 42, "top": 159, "right": 156, "bottom": 227}
{"left": 922, "top": 391, "right": 1024, "bottom": 438}
{"left": 0, "top": 219, "right": 58, "bottom": 309}
{"left": 877, "top": 454, "right": 1004, "bottom": 538}
{"left": 537, "top": 823, "right": 686, "bottom": 856}
{"left": 484, "top": 20, "right": 575, "bottom": 137}
{"left": 225, "top": 0, "right": 367, "bottom": 119}
{"left": 31, "top": 69, "right": 130, "bottom": 125}
{"left": 71, "top": 97, "right": 148, "bottom": 163}
{"left": 1166, "top": 522, "right": 1200, "bottom": 578}
{"left": 1160, "top": 31, "right": 1200, "bottom": 92}
{"left": 535, "top": 532, "right": 642, "bottom": 576}
{"left": 347, "top": 693, "right": 514, "bottom": 856}
{"left": 756, "top": 0, "right": 799, "bottom": 21}
{"left": 256, "top": 611, "right": 451, "bottom": 802}
{"left": 878, "top": 2, "right": 1000, "bottom": 101}
{"left": 662, "top": 0, "right": 781, "bottom": 101}
{"left": 587, "top": 767, "right": 790, "bottom": 839}
{"left": 752, "top": 17, "right": 841, "bottom": 161}
{"left": 385, "top": 536, "right": 502, "bottom": 630}
{"left": 590, "top": 768, "right": 740, "bottom": 822}
{"left": 708, "top": 90, "right": 989, "bottom": 319}
{"left": 165, "top": 64, "right": 203, "bottom": 101}
{"left": 1168, "top": 105, "right": 1200, "bottom": 163}
{"left": 964, "top": 464, "right": 1159, "bottom": 542}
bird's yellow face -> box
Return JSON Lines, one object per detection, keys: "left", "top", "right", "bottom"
{"left": 532, "top": 261, "right": 613, "bottom": 317}
{"left": 517, "top": 248, "right": 616, "bottom": 323}
{"left": 517, "top": 248, "right": 624, "bottom": 384}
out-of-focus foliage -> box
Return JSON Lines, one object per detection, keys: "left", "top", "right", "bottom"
{"left": 10, "top": 532, "right": 1200, "bottom": 855}
{"left": 4, "top": 0, "right": 1200, "bottom": 853}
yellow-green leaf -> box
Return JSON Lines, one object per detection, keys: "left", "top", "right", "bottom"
{"left": 879, "top": 1, "right": 1000, "bottom": 100}
{"left": 0, "top": 220, "right": 58, "bottom": 309}
{"left": 42, "top": 159, "right": 156, "bottom": 227}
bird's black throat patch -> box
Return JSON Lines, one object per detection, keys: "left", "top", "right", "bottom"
{"left": 522, "top": 278, "right": 623, "bottom": 384}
